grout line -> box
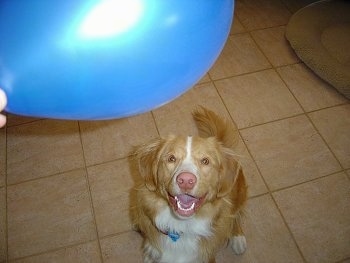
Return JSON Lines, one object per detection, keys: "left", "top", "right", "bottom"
{"left": 4, "top": 124, "right": 8, "bottom": 263}
{"left": 211, "top": 66, "right": 272, "bottom": 83}
{"left": 77, "top": 121, "right": 104, "bottom": 263}
{"left": 5, "top": 153, "right": 133, "bottom": 188}
{"left": 268, "top": 170, "right": 346, "bottom": 195}
{"left": 5, "top": 115, "right": 44, "bottom": 129}
{"left": 237, "top": 112, "right": 306, "bottom": 131}
{"left": 269, "top": 192, "right": 308, "bottom": 263}
{"left": 6, "top": 239, "right": 99, "bottom": 262}
{"left": 6, "top": 167, "right": 86, "bottom": 187}
{"left": 305, "top": 110, "right": 347, "bottom": 171}
{"left": 99, "top": 229, "right": 138, "bottom": 242}
{"left": 210, "top": 78, "right": 307, "bottom": 261}
{"left": 150, "top": 111, "right": 161, "bottom": 137}
{"left": 275, "top": 63, "right": 311, "bottom": 114}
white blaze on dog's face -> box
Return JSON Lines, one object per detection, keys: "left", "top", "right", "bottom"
{"left": 138, "top": 135, "right": 238, "bottom": 219}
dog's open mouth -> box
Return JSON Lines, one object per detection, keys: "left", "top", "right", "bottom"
{"left": 168, "top": 193, "right": 206, "bottom": 217}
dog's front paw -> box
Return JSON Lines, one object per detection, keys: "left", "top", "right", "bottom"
{"left": 230, "top": 235, "right": 247, "bottom": 255}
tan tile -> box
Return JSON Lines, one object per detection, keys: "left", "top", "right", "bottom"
{"left": 309, "top": 105, "right": 350, "bottom": 169}
{"left": 100, "top": 232, "right": 143, "bottom": 263}
{"left": 273, "top": 173, "right": 350, "bottom": 263}
{"left": 13, "top": 241, "right": 101, "bottom": 263}
{"left": 209, "top": 34, "right": 270, "bottom": 80}
{"left": 216, "top": 69, "right": 303, "bottom": 129}
{"left": 153, "top": 82, "right": 231, "bottom": 136}
{"left": 87, "top": 158, "right": 134, "bottom": 237}
{"left": 7, "top": 169, "right": 96, "bottom": 259}
{"left": 235, "top": 0, "right": 291, "bottom": 31}
{"left": 241, "top": 115, "right": 341, "bottom": 190}
{"left": 6, "top": 114, "right": 41, "bottom": 127}
{"left": 236, "top": 138, "right": 268, "bottom": 197}
{"left": 197, "top": 73, "right": 211, "bottom": 84}
{"left": 277, "top": 64, "right": 348, "bottom": 112}
{"left": 280, "top": 0, "right": 319, "bottom": 13}
{"left": 230, "top": 17, "right": 245, "bottom": 35}
{"left": 251, "top": 26, "right": 299, "bottom": 67}
{"left": 0, "top": 129, "right": 5, "bottom": 187}
{"left": 217, "top": 194, "right": 303, "bottom": 263}
{"left": 80, "top": 112, "right": 158, "bottom": 166}
{"left": 0, "top": 187, "right": 6, "bottom": 262}
{"left": 7, "top": 120, "right": 84, "bottom": 184}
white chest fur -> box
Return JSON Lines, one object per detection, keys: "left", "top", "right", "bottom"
{"left": 154, "top": 207, "right": 212, "bottom": 263}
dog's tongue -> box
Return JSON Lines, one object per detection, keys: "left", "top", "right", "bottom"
{"left": 170, "top": 194, "right": 203, "bottom": 217}
{"left": 176, "top": 194, "right": 197, "bottom": 206}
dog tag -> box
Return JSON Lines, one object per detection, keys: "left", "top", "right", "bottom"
{"left": 168, "top": 231, "right": 180, "bottom": 242}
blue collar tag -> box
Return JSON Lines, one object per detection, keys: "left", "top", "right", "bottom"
{"left": 168, "top": 231, "right": 180, "bottom": 242}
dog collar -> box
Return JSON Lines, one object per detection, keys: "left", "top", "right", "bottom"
{"left": 159, "top": 229, "right": 181, "bottom": 242}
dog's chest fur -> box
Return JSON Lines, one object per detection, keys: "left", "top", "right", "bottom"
{"left": 154, "top": 207, "right": 212, "bottom": 263}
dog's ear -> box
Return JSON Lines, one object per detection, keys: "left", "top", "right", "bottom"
{"left": 217, "top": 148, "right": 242, "bottom": 198}
{"left": 134, "top": 138, "right": 164, "bottom": 191}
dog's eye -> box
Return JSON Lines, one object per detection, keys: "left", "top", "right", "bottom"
{"left": 168, "top": 154, "right": 176, "bottom": 163}
{"left": 201, "top": 157, "right": 210, "bottom": 165}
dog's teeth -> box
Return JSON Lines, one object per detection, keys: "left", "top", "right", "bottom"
{"left": 176, "top": 200, "right": 195, "bottom": 212}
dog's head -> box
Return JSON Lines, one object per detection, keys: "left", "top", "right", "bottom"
{"left": 135, "top": 135, "right": 241, "bottom": 219}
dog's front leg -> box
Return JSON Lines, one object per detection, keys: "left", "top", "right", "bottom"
{"left": 143, "top": 240, "right": 161, "bottom": 263}
{"left": 230, "top": 215, "right": 247, "bottom": 255}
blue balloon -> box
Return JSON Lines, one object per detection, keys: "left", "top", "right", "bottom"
{"left": 0, "top": 0, "right": 234, "bottom": 120}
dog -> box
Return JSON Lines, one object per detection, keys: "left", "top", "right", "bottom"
{"left": 130, "top": 106, "right": 247, "bottom": 263}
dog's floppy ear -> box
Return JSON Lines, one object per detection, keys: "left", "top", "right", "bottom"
{"left": 217, "top": 148, "right": 242, "bottom": 198}
{"left": 134, "top": 138, "right": 164, "bottom": 191}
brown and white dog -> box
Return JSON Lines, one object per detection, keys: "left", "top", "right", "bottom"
{"left": 131, "top": 106, "right": 247, "bottom": 263}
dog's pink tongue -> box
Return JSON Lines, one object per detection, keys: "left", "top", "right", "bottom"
{"left": 176, "top": 194, "right": 197, "bottom": 206}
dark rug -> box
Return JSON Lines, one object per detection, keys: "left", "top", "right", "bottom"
{"left": 285, "top": 0, "right": 350, "bottom": 99}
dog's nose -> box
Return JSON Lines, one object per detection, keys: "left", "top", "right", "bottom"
{"left": 176, "top": 172, "right": 197, "bottom": 191}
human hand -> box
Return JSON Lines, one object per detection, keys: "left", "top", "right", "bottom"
{"left": 0, "top": 89, "right": 7, "bottom": 128}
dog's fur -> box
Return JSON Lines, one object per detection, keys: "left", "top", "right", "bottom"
{"left": 130, "top": 107, "right": 247, "bottom": 263}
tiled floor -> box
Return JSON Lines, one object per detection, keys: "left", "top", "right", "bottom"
{"left": 1, "top": 0, "right": 350, "bottom": 262}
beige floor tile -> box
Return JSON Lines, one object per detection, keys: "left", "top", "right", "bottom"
{"left": 87, "top": 158, "right": 134, "bottom": 237}
{"left": 0, "top": 187, "right": 6, "bottom": 262}
{"left": 217, "top": 194, "right": 303, "bottom": 263}
{"left": 235, "top": 0, "right": 291, "bottom": 31}
{"left": 153, "top": 82, "right": 231, "bottom": 136}
{"left": 80, "top": 112, "right": 158, "bottom": 166}
{"left": 273, "top": 173, "right": 350, "bottom": 263}
{"left": 309, "top": 104, "right": 350, "bottom": 169}
{"left": 236, "top": 138, "right": 268, "bottom": 197}
{"left": 12, "top": 241, "right": 101, "bottom": 263}
{"left": 0, "top": 129, "right": 5, "bottom": 187}
{"left": 277, "top": 64, "right": 348, "bottom": 112}
{"left": 6, "top": 114, "right": 41, "bottom": 127}
{"left": 209, "top": 34, "right": 270, "bottom": 80}
{"left": 197, "top": 73, "right": 211, "bottom": 84}
{"left": 241, "top": 115, "right": 341, "bottom": 190}
{"left": 251, "top": 26, "right": 299, "bottom": 67}
{"left": 7, "top": 170, "right": 96, "bottom": 259}
{"left": 7, "top": 120, "right": 84, "bottom": 184}
{"left": 280, "top": 0, "right": 319, "bottom": 13}
{"left": 230, "top": 16, "right": 246, "bottom": 35}
{"left": 216, "top": 69, "right": 303, "bottom": 129}
{"left": 100, "top": 232, "right": 143, "bottom": 263}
